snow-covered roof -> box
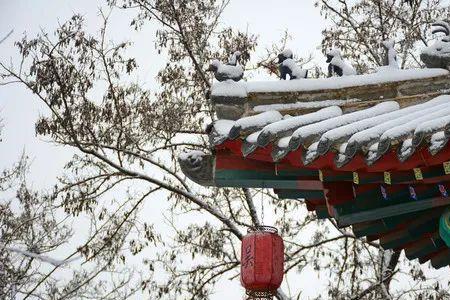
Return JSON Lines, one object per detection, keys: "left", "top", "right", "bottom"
{"left": 211, "top": 68, "right": 448, "bottom": 98}
{"left": 208, "top": 95, "right": 450, "bottom": 169}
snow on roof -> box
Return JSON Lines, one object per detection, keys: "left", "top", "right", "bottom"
{"left": 179, "top": 150, "right": 207, "bottom": 161}
{"left": 429, "top": 131, "right": 449, "bottom": 154}
{"left": 246, "top": 130, "right": 262, "bottom": 143}
{"left": 256, "top": 106, "right": 342, "bottom": 147}
{"left": 398, "top": 138, "right": 414, "bottom": 162}
{"left": 346, "top": 95, "right": 450, "bottom": 156}
{"left": 234, "top": 111, "right": 283, "bottom": 129}
{"left": 317, "top": 101, "right": 400, "bottom": 154}
{"left": 413, "top": 115, "right": 450, "bottom": 147}
{"left": 377, "top": 103, "right": 450, "bottom": 154}
{"left": 289, "top": 101, "right": 399, "bottom": 150}
{"left": 211, "top": 80, "right": 247, "bottom": 98}
{"left": 303, "top": 142, "right": 320, "bottom": 165}
{"left": 229, "top": 110, "right": 283, "bottom": 139}
{"left": 212, "top": 119, "right": 234, "bottom": 136}
{"left": 211, "top": 68, "right": 448, "bottom": 97}
{"left": 210, "top": 93, "right": 450, "bottom": 169}
{"left": 209, "top": 119, "right": 235, "bottom": 145}
{"left": 253, "top": 99, "right": 359, "bottom": 112}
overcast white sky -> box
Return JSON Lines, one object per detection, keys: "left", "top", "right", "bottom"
{"left": 4, "top": 1, "right": 447, "bottom": 299}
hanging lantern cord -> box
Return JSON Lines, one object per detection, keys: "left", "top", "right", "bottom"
{"left": 260, "top": 188, "right": 265, "bottom": 224}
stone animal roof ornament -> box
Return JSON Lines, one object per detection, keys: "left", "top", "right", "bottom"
{"left": 277, "top": 49, "right": 308, "bottom": 80}
{"left": 382, "top": 39, "right": 399, "bottom": 69}
{"left": 326, "top": 48, "right": 357, "bottom": 77}
{"left": 207, "top": 54, "right": 244, "bottom": 82}
{"left": 421, "top": 21, "right": 450, "bottom": 69}
{"left": 227, "top": 51, "right": 242, "bottom": 66}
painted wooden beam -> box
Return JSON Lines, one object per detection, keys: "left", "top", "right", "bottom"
{"left": 333, "top": 196, "right": 450, "bottom": 227}
{"left": 380, "top": 212, "right": 441, "bottom": 250}
{"left": 405, "top": 232, "right": 445, "bottom": 260}
{"left": 351, "top": 210, "right": 432, "bottom": 238}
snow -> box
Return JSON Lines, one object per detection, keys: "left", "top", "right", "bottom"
{"left": 212, "top": 119, "right": 234, "bottom": 136}
{"left": 290, "top": 102, "right": 399, "bottom": 150}
{"left": 271, "top": 136, "right": 293, "bottom": 161}
{"left": 303, "top": 142, "right": 319, "bottom": 165}
{"left": 334, "top": 143, "right": 350, "bottom": 167}
{"left": 228, "top": 51, "right": 241, "bottom": 65}
{"left": 422, "top": 40, "right": 450, "bottom": 57}
{"left": 179, "top": 150, "right": 206, "bottom": 161}
{"left": 277, "top": 136, "right": 291, "bottom": 148}
{"left": 317, "top": 101, "right": 399, "bottom": 153}
{"left": 338, "top": 143, "right": 348, "bottom": 154}
{"left": 327, "top": 48, "right": 342, "bottom": 57}
{"left": 209, "top": 120, "right": 235, "bottom": 145}
{"left": 253, "top": 99, "right": 359, "bottom": 112}
{"left": 335, "top": 153, "right": 348, "bottom": 166}
{"left": 414, "top": 115, "right": 450, "bottom": 138}
{"left": 423, "top": 21, "right": 450, "bottom": 57}
{"left": 210, "top": 59, "right": 243, "bottom": 79}
{"left": 256, "top": 106, "right": 342, "bottom": 146}
{"left": 382, "top": 39, "right": 399, "bottom": 69}
{"left": 211, "top": 68, "right": 448, "bottom": 97}
{"left": 233, "top": 111, "right": 283, "bottom": 130}
{"left": 346, "top": 95, "right": 450, "bottom": 155}
{"left": 246, "top": 130, "right": 262, "bottom": 143}
{"left": 366, "top": 142, "right": 380, "bottom": 164}
{"left": 398, "top": 138, "right": 414, "bottom": 161}
{"left": 281, "top": 49, "right": 293, "bottom": 58}
{"left": 429, "top": 131, "right": 448, "bottom": 154}
{"left": 5, "top": 246, "right": 81, "bottom": 267}
{"left": 211, "top": 80, "right": 247, "bottom": 98}
{"left": 378, "top": 103, "right": 450, "bottom": 151}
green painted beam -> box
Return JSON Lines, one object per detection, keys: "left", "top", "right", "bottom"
{"left": 351, "top": 210, "right": 430, "bottom": 238}
{"left": 380, "top": 216, "right": 439, "bottom": 250}
{"left": 315, "top": 205, "right": 331, "bottom": 219}
{"left": 334, "top": 185, "right": 444, "bottom": 217}
{"left": 334, "top": 196, "right": 450, "bottom": 227}
{"left": 405, "top": 234, "right": 445, "bottom": 260}
{"left": 275, "top": 189, "right": 324, "bottom": 200}
{"left": 216, "top": 170, "right": 320, "bottom": 189}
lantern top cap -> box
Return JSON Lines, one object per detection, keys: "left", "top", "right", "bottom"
{"left": 247, "top": 225, "right": 278, "bottom": 234}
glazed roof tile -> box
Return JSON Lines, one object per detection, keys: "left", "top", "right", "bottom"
{"left": 209, "top": 95, "right": 450, "bottom": 170}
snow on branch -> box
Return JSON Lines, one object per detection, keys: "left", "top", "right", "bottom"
{"left": 5, "top": 246, "right": 81, "bottom": 267}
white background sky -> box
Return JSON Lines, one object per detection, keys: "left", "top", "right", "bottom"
{"left": 2, "top": 1, "right": 447, "bottom": 299}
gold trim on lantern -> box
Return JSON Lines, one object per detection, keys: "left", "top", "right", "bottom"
{"left": 246, "top": 290, "right": 276, "bottom": 299}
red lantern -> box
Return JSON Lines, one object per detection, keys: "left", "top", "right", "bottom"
{"left": 241, "top": 226, "right": 284, "bottom": 299}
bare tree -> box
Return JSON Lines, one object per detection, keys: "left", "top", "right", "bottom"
{"left": 316, "top": 0, "right": 450, "bottom": 72}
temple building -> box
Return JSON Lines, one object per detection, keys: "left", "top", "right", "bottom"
{"left": 179, "top": 26, "right": 450, "bottom": 270}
